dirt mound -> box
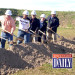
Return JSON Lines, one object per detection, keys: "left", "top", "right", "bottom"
{"left": 0, "top": 38, "right": 75, "bottom": 75}
{"left": 0, "top": 42, "right": 51, "bottom": 75}
{"left": 0, "top": 48, "right": 32, "bottom": 75}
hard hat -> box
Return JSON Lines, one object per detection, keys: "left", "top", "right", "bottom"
{"left": 31, "top": 10, "right": 36, "bottom": 15}
{"left": 5, "top": 10, "right": 12, "bottom": 15}
{"left": 23, "top": 10, "right": 29, "bottom": 15}
{"left": 40, "top": 14, "right": 46, "bottom": 18}
{"left": 51, "top": 11, "right": 56, "bottom": 14}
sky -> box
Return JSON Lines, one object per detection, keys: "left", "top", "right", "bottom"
{"left": 0, "top": 0, "right": 75, "bottom": 11}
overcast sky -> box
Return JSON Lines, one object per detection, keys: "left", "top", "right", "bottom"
{"left": 0, "top": 0, "right": 75, "bottom": 11}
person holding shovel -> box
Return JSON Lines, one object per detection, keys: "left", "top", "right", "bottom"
{"left": 0, "top": 10, "right": 16, "bottom": 48}
{"left": 16, "top": 10, "right": 30, "bottom": 44}
{"left": 38, "top": 14, "right": 47, "bottom": 43}
{"left": 30, "top": 10, "right": 40, "bottom": 42}
{"left": 47, "top": 11, "right": 59, "bottom": 42}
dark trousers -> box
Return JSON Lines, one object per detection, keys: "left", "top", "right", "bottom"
{"left": 38, "top": 32, "right": 46, "bottom": 42}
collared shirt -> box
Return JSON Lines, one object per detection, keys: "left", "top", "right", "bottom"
{"left": 40, "top": 21, "right": 43, "bottom": 29}
{"left": 51, "top": 16, "right": 53, "bottom": 19}
{"left": 0, "top": 15, "right": 16, "bottom": 33}
{"left": 16, "top": 17, "right": 30, "bottom": 30}
{"left": 47, "top": 15, "right": 59, "bottom": 33}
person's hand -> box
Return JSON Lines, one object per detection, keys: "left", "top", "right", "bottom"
{"left": 35, "top": 30, "right": 37, "bottom": 34}
{"left": 25, "top": 29, "right": 28, "bottom": 32}
{"left": 11, "top": 32, "right": 13, "bottom": 35}
{"left": 50, "top": 27, "right": 52, "bottom": 30}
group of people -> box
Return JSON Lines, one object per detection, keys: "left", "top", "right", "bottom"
{"left": 0, "top": 10, "right": 59, "bottom": 48}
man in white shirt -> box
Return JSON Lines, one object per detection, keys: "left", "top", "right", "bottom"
{"left": 16, "top": 10, "right": 30, "bottom": 44}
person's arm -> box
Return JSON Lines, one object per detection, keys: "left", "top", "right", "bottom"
{"left": 15, "top": 16, "right": 20, "bottom": 22}
{"left": 35, "top": 19, "right": 40, "bottom": 33}
{"left": 44, "top": 22, "right": 47, "bottom": 32}
{"left": 11, "top": 19, "right": 16, "bottom": 34}
{"left": 29, "top": 19, "right": 32, "bottom": 30}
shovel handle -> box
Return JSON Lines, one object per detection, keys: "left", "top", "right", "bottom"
{"left": 47, "top": 27, "right": 60, "bottom": 38}
{"left": 0, "top": 37, "right": 8, "bottom": 41}
{"left": 30, "top": 30, "right": 36, "bottom": 34}
{"left": 39, "top": 30, "right": 49, "bottom": 38}
{"left": 19, "top": 29, "right": 33, "bottom": 35}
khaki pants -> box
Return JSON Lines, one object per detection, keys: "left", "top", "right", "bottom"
{"left": 31, "top": 34, "right": 38, "bottom": 43}
{"left": 52, "top": 33, "right": 57, "bottom": 42}
{"left": 47, "top": 32, "right": 57, "bottom": 42}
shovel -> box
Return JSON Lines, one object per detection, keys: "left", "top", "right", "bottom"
{"left": 38, "top": 30, "right": 48, "bottom": 38}
{"left": 0, "top": 36, "right": 14, "bottom": 44}
{"left": 30, "top": 30, "right": 48, "bottom": 43}
{"left": 1, "top": 29, "right": 24, "bottom": 41}
{"left": 47, "top": 27, "right": 60, "bottom": 38}
{"left": 47, "top": 27, "right": 64, "bottom": 40}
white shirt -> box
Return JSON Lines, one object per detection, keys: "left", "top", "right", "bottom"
{"left": 16, "top": 17, "right": 30, "bottom": 30}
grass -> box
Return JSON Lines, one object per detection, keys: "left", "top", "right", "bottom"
{"left": 57, "top": 27, "right": 75, "bottom": 39}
